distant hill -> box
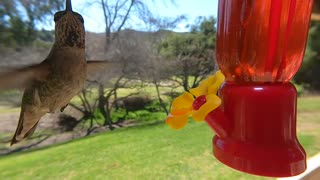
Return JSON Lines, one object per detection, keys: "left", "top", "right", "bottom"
{"left": 0, "top": 29, "right": 176, "bottom": 68}
{"left": 85, "top": 29, "right": 174, "bottom": 60}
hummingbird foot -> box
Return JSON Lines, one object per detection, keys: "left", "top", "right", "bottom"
{"left": 60, "top": 104, "right": 68, "bottom": 112}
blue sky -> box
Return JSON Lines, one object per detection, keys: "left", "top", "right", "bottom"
{"left": 69, "top": 0, "right": 218, "bottom": 32}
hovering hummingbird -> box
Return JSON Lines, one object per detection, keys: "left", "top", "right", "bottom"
{"left": 0, "top": 0, "right": 112, "bottom": 145}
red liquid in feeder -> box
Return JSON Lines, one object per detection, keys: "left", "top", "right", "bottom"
{"left": 216, "top": 0, "right": 313, "bottom": 82}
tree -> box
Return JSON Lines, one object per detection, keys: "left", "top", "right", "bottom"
{"left": 0, "top": 0, "right": 64, "bottom": 47}
{"left": 159, "top": 16, "right": 217, "bottom": 91}
{"left": 0, "top": 0, "right": 18, "bottom": 24}
{"left": 0, "top": 0, "right": 19, "bottom": 47}
{"left": 98, "top": 0, "right": 151, "bottom": 49}
{"left": 83, "top": 0, "right": 178, "bottom": 129}
{"left": 140, "top": 16, "right": 187, "bottom": 115}
{"left": 295, "top": 21, "right": 320, "bottom": 90}
{"left": 18, "top": 0, "right": 64, "bottom": 42}
{"left": 84, "top": 0, "right": 152, "bottom": 130}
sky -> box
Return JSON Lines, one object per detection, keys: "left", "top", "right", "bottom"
{"left": 68, "top": 0, "right": 219, "bottom": 33}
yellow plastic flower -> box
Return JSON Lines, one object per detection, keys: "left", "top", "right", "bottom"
{"left": 165, "top": 71, "right": 225, "bottom": 129}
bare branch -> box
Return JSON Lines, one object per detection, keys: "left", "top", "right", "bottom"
{"left": 69, "top": 103, "right": 85, "bottom": 113}
{"left": 112, "top": 0, "right": 134, "bottom": 40}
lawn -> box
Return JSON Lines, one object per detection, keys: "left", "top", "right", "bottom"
{"left": 0, "top": 96, "right": 319, "bottom": 180}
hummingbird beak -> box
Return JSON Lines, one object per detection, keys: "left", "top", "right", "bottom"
{"left": 66, "top": 0, "right": 73, "bottom": 12}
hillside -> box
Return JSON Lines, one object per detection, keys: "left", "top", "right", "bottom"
{"left": 0, "top": 29, "right": 173, "bottom": 67}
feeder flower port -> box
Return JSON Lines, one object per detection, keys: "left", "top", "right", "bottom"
{"left": 165, "top": 71, "right": 225, "bottom": 129}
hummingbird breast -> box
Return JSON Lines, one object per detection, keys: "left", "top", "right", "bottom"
{"left": 38, "top": 48, "right": 87, "bottom": 112}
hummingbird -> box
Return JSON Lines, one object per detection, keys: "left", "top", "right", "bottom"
{"left": 0, "top": 0, "right": 111, "bottom": 145}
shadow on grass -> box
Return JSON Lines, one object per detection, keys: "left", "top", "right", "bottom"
{"left": 0, "top": 134, "right": 51, "bottom": 156}
{"left": 0, "top": 119, "right": 166, "bottom": 158}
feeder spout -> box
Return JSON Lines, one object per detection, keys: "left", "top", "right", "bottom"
{"left": 192, "top": 94, "right": 230, "bottom": 138}
{"left": 205, "top": 107, "right": 230, "bottom": 138}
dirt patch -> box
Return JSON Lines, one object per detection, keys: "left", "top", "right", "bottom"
{"left": 0, "top": 113, "right": 61, "bottom": 133}
{"left": 0, "top": 107, "right": 137, "bottom": 156}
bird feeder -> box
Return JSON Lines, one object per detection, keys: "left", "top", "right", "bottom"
{"left": 204, "top": 0, "right": 314, "bottom": 177}
{"left": 166, "top": 0, "right": 314, "bottom": 178}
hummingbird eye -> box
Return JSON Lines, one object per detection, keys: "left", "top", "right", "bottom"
{"left": 54, "top": 11, "right": 65, "bottom": 22}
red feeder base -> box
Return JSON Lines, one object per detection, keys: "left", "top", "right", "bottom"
{"left": 205, "top": 82, "right": 306, "bottom": 177}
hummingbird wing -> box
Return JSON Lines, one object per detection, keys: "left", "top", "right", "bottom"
{"left": 86, "top": 60, "right": 122, "bottom": 81}
{"left": 87, "top": 60, "right": 114, "bottom": 74}
{"left": 0, "top": 63, "right": 50, "bottom": 90}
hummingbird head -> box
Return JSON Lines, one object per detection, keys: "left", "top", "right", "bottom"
{"left": 54, "top": 0, "right": 85, "bottom": 48}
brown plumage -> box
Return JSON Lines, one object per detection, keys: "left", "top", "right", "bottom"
{"left": 0, "top": 0, "right": 112, "bottom": 145}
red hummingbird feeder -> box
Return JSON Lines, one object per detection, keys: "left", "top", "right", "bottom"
{"left": 203, "top": 0, "right": 314, "bottom": 177}
{"left": 166, "top": 0, "right": 314, "bottom": 177}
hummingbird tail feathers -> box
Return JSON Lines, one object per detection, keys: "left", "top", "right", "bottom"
{"left": 10, "top": 111, "right": 41, "bottom": 146}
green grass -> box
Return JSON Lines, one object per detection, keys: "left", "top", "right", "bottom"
{"left": 0, "top": 122, "right": 269, "bottom": 180}
{"left": 0, "top": 105, "right": 20, "bottom": 113}
{"left": 0, "top": 96, "right": 319, "bottom": 179}
{"left": 297, "top": 96, "right": 320, "bottom": 111}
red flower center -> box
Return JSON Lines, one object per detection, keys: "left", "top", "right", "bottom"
{"left": 192, "top": 95, "right": 207, "bottom": 110}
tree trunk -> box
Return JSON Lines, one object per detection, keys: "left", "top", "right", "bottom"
{"left": 104, "top": 101, "right": 114, "bottom": 130}
{"left": 182, "top": 60, "right": 189, "bottom": 91}
{"left": 114, "top": 90, "right": 119, "bottom": 110}
{"left": 154, "top": 80, "right": 169, "bottom": 115}
{"left": 98, "top": 84, "right": 114, "bottom": 129}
